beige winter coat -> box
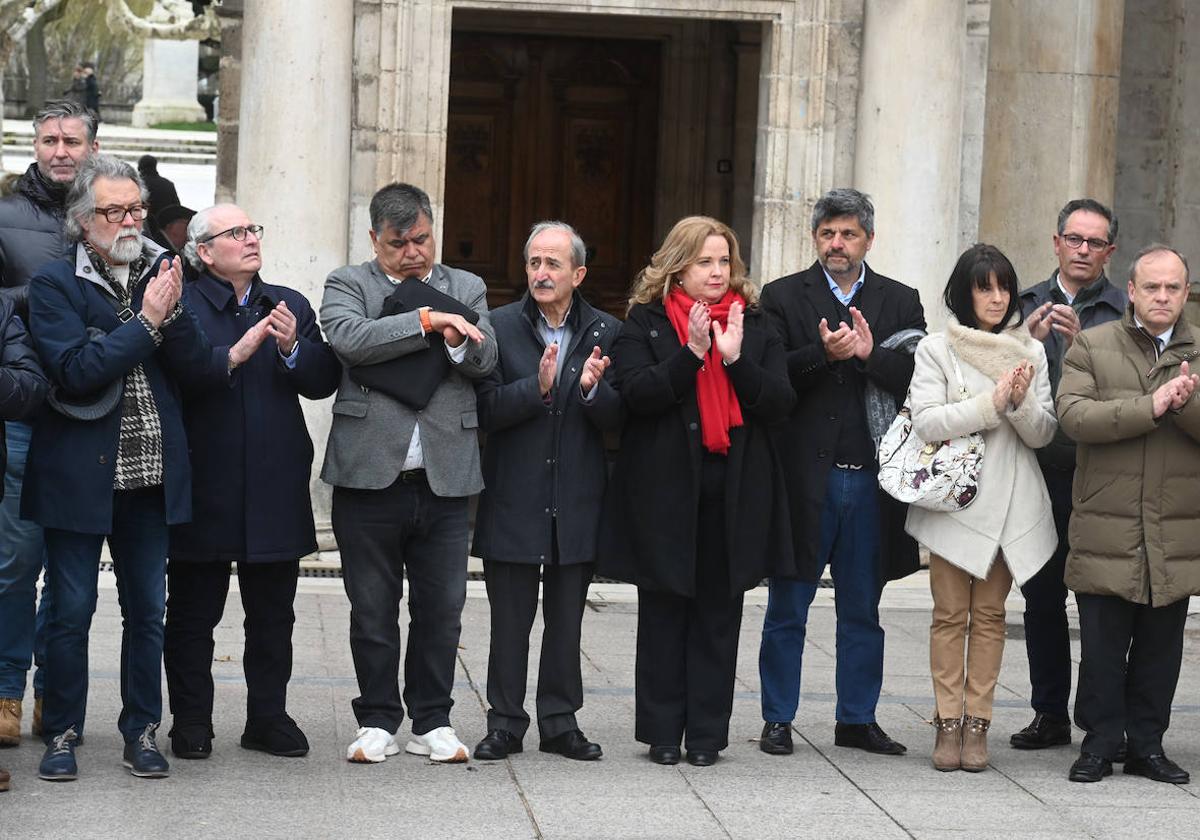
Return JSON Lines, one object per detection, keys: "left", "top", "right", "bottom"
{"left": 904, "top": 318, "right": 1058, "bottom": 584}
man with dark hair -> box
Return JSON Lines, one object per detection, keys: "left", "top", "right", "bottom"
{"left": 757, "top": 187, "right": 925, "bottom": 757}
{"left": 471, "top": 221, "right": 620, "bottom": 763}
{"left": 0, "top": 100, "right": 98, "bottom": 747}
{"left": 27, "top": 153, "right": 207, "bottom": 781}
{"left": 1011, "top": 198, "right": 1126, "bottom": 752}
{"left": 321, "top": 181, "right": 497, "bottom": 765}
{"left": 136, "top": 156, "right": 180, "bottom": 249}
{"left": 81, "top": 62, "right": 100, "bottom": 117}
{"left": 1059, "top": 244, "right": 1200, "bottom": 785}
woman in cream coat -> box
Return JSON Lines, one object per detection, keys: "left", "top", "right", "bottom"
{"left": 906, "top": 244, "right": 1057, "bottom": 773}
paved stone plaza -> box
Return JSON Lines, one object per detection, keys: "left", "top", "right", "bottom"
{"left": 2, "top": 573, "right": 1199, "bottom": 839}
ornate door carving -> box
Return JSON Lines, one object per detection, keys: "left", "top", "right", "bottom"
{"left": 445, "top": 32, "right": 660, "bottom": 315}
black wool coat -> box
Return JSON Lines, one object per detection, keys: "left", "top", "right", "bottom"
{"left": 761, "top": 261, "right": 926, "bottom": 583}
{"left": 472, "top": 291, "right": 623, "bottom": 566}
{"left": 597, "top": 300, "right": 798, "bottom": 597}
{"left": 169, "top": 272, "right": 342, "bottom": 563}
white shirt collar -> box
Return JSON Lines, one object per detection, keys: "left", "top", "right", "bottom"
{"left": 1133, "top": 315, "right": 1174, "bottom": 347}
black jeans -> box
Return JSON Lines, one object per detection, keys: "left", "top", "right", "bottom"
{"left": 163, "top": 558, "right": 300, "bottom": 729}
{"left": 635, "top": 455, "right": 743, "bottom": 752}
{"left": 332, "top": 474, "right": 469, "bottom": 735}
{"left": 483, "top": 558, "right": 592, "bottom": 740}
{"left": 1075, "top": 592, "right": 1189, "bottom": 760}
{"left": 1018, "top": 467, "right": 1073, "bottom": 719}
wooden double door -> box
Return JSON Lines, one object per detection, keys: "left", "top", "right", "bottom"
{"left": 444, "top": 31, "right": 661, "bottom": 316}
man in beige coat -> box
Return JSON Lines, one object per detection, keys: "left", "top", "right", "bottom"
{"left": 1057, "top": 243, "right": 1200, "bottom": 785}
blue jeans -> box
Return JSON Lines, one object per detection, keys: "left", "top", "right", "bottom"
{"left": 42, "top": 488, "right": 168, "bottom": 743}
{"left": 759, "top": 466, "right": 884, "bottom": 724}
{"left": 0, "top": 420, "right": 50, "bottom": 700}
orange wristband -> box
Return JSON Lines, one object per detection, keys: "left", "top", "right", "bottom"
{"left": 419, "top": 307, "right": 433, "bottom": 335}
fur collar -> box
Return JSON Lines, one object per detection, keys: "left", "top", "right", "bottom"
{"left": 945, "top": 316, "right": 1038, "bottom": 382}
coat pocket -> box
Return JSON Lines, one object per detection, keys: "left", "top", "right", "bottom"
{"left": 332, "top": 399, "right": 368, "bottom": 418}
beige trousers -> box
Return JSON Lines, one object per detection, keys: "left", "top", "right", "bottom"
{"left": 928, "top": 553, "right": 1013, "bottom": 720}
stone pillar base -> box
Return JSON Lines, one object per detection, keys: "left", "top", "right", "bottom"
{"left": 131, "top": 100, "right": 208, "bottom": 127}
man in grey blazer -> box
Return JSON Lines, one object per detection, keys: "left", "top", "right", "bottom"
{"left": 320, "top": 183, "right": 497, "bottom": 764}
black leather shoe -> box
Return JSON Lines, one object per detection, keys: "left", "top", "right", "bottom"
{"left": 834, "top": 722, "right": 906, "bottom": 755}
{"left": 1009, "top": 713, "right": 1072, "bottom": 750}
{"left": 686, "top": 749, "right": 718, "bottom": 767}
{"left": 474, "top": 729, "right": 523, "bottom": 760}
{"left": 1069, "top": 752, "right": 1112, "bottom": 783}
{"left": 648, "top": 745, "right": 680, "bottom": 765}
{"left": 168, "top": 723, "right": 212, "bottom": 760}
{"left": 1124, "top": 753, "right": 1190, "bottom": 784}
{"left": 241, "top": 716, "right": 309, "bottom": 757}
{"left": 760, "top": 722, "right": 793, "bottom": 756}
{"left": 539, "top": 729, "right": 602, "bottom": 761}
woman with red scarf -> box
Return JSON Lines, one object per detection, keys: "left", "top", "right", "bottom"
{"left": 600, "top": 216, "right": 796, "bottom": 767}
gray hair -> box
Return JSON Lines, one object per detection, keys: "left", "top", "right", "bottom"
{"left": 369, "top": 182, "right": 433, "bottom": 234}
{"left": 33, "top": 100, "right": 99, "bottom": 145}
{"left": 63, "top": 154, "right": 147, "bottom": 242}
{"left": 182, "top": 205, "right": 225, "bottom": 271}
{"left": 523, "top": 220, "right": 587, "bottom": 268}
{"left": 811, "top": 188, "right": 875, "bottom": 237}
{"left": 1128, "top": 242, "right": 1190, "bottom": 286}
{"left": 1057, "top": 198, "right": 1118, "bottom": 245}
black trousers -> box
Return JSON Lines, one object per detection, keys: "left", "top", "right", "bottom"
{"left": 635, "top": 456, "right": 744, "bottom": 752}
{"left": 163, "top": 558, "right": 299, "bottom": 729}
{"left": 1018, "top": 467, "right": 1074, "bottom": 719}
{"left": 332, "top": 474, "right": 469, "bottom": 735}
{"left": 1074, "top": 592, "right": 1189, "bottom": 760}
{"left": 483, "top": 558, "right": 592, "bottom": 740}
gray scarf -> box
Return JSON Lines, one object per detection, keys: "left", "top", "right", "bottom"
{"left": 865, "top": 328, "right": 926, "bottom": 447}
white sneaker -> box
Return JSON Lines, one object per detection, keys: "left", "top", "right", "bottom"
{"left": 346, "top": 726, "right": 400, "bottom": 763}
{"left": 405, "top": 726, "right": 469, "bottom": 763}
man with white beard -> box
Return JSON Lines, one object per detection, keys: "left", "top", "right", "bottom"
{"left": 22, "top": 154, "right": 210, "bottom": 782}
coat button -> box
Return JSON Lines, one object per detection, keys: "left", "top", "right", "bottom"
{"left": 593, "top": 331, "right": 600, "bottom": 337}
{"left": 649, "top": 329, "right": 658, "bottom": 338}
{"left": 98, "top": 454, "right": 107, "bottom": 464}
{"left": 817, "top": 448, "right": 828, "bottom": 458}
{"left": 689, "top": 422, "right": 698, "bottom": 431}
{"left": 83, "top": 265, "right": 92, "bottom": 274}
{"left": 828, "top": 414, "right": 837, "bottom": 421}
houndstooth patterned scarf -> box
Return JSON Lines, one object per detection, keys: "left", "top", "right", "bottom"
{"left": 82, "top": 242, "right": 164, "bottom": 490}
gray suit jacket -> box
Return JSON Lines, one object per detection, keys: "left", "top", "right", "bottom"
{"left": 319, "top": 260, "right": 497, "bottom": 496}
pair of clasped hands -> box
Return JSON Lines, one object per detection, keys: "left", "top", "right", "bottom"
{"left": 685, "top": 298, "right": 744, "bottom": 365}
{"left": 992, "top": 361, "right": 1035, "bottom": 413}
{"left": 1152, "top": 360, "right": 1199, "bottom": 418}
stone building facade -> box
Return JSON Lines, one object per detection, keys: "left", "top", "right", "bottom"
{"left": 217, "top": 0, "right": 1197, "bottom": 545}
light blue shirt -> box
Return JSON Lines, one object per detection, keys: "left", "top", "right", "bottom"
{"left": 822, "top": 263, "right": 866, "bottom": 307}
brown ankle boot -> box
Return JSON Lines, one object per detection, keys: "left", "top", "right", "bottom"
{"left": 0, "top": 698, "right": 21, "bottom": 746}
{"left": 932, "top": 716, "right": 962, "bottom": 771}
{"left": 961, "top": 716, "right": 990, "bottom": 772}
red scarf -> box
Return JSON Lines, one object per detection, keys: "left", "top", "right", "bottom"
{"left": 664, "top": 286, "right": 745, "bottom": 455}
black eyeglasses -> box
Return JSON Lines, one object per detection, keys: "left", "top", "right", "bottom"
{"left": 95, "top": 204, "right": 148, "bottom": 223}
{"left": 199, "top": 224, "right": 265, "bottom": 244}
{"left": 1061, "top": 233, "right": 1110, "bottom": 252}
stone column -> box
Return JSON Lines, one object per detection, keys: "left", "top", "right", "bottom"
{"left": 977, "top": 0, "right": 1126, "bottom": 287}
{"left": 238, "top": 0, "right": 355, "bottom": 547}
{"left": 854, "top": 0, "right": 965, "bottom": 325}
{"left": 131, "top": 39, "right": 207, "bottom": 127}
{"left": 214, "top": 0, "right": 244, "bottom": 204}
{"left": 752, "top": 2, "right": 863, "bottom": 285}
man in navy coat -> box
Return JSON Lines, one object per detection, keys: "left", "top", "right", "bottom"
{"left": 164, "top": 204, "right": 341, "bottom": 761}
{"left": 24, "top": 154, "right": 208, "bottom": 781}
{"left": 471, "top": 221, "right": 621, "bottom": 762}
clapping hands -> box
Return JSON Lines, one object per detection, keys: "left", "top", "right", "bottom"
{"left": 819, "top": 306, "right": 874, "bottom": 362}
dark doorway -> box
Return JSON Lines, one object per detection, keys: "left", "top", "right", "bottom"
{"left": 444, "top": 31, "right": 661, "bottom": 316}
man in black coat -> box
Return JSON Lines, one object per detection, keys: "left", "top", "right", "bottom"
{"left": 757, "top": 188, "right": 925, "bottom": 757}
{"left": 1010, "top": 198, "right": 1125, "bottom": 752}
{"left": 136, "top": 156, "right": 180, "bottom": 249}
{"left": 0, "top": 101, "right": 97, "bottom": 747}
{"left": 471, "top": 221, "right": 621, "bottom": 761}
{"left": 164, "top": 203, "right": 341, "bottom": 760}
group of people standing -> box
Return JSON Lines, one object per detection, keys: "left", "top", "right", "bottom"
{"left": 0, "top": 99, "right": 1197, "bottom": 793}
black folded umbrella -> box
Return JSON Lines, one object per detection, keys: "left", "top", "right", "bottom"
{"left": 348, "top": 277, "right": 481, "bottom": 409}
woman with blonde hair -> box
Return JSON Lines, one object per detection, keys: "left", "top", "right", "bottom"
{"left": 599, "top": 216, "right": 796, "bottom": 766}
{"left": 905, "top": 243, "right": 1057, "bottom": 772}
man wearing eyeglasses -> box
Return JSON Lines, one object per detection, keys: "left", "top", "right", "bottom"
{"left": 0, "top": 101, "right": 98, "bottom": 749}
{"left": 23, "top": 154, "right": 209, "bottom": 782}
{"left": 1012, "top": 198, "right": 1126, "bottom": 754}
{"left": 162, "top": 204, "right": 340, "bottom": 761}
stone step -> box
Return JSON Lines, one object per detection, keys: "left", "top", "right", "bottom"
{"left": 2, "top": 143, "right": 214, "bottom": 166}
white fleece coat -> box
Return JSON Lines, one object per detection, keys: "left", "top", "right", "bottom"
{"left": 904, "top": 318, "right": 1058, "bottom": 584}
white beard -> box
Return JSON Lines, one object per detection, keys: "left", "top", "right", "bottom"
{"left": 105, "top": 229, "right": 143, "bottom": 264}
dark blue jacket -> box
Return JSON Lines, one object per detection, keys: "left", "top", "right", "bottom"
{"left": 23, "top": 244, "right": 208, "bottom": 534}
{"left": 0, "top": 297, "right": 49, "bottom": 493}
{"left": 170, "top": 272, "right": 341, "bottom": 563}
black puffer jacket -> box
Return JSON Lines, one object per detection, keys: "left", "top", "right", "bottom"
{"left": 0, "top": 164, "right": 72, "bottom": 316}
{"left": 0, "top": 296, "right": 49, "bottom": 496}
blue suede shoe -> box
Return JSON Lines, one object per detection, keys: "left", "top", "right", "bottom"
{"left": 123, "top": 724, "right": 170, "bottom": 779}
{"left": 39, "top": 727, "right": 80, "bottom": 782}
